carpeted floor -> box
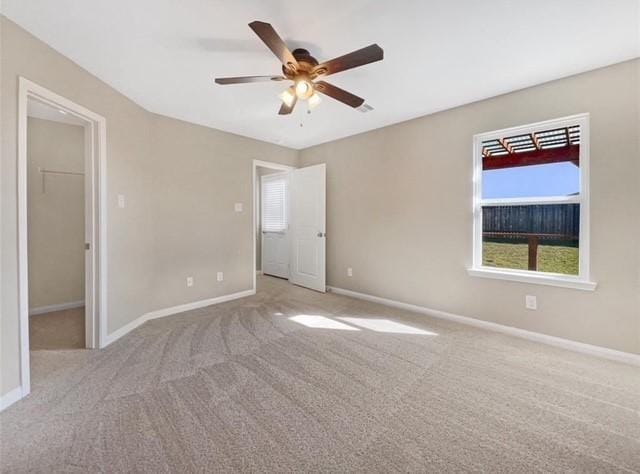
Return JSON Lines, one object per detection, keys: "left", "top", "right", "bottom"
{"left": 29, "top": 307, "right": 85, "bottom": 351}
{"left": 1, "top": 276, "right": 639, "bottom": 472}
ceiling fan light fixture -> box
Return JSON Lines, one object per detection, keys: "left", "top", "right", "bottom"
{"left": 308, "top": 92, "right": 321, "bottom": 110}
{"left": 279, "top": 88, "right": 296, "bottom": 108}
{"left": 294, "top": 77, "right": 314, "bottom": 100}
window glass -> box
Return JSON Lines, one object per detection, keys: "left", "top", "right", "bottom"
{"left": 482, "top": 204, "right": 579, "bottom": 275}
{"left": 482, "top": 162, "right": 579, "bottom": 199}
{"left": 477, "top": 123, "right": 583, "bottom": 276}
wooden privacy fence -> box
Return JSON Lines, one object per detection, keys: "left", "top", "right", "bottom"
{"left": 483, "top": 204, "right": 579, "bottom": 271}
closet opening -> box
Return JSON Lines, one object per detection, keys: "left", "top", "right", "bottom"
{"left": 26, "top": 98, "right": 88, "bottom": 351}
{"left": 17, "top": 78, "right": 107, "bottom": 398}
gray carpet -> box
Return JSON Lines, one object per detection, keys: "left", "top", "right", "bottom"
{"left": 29, "top": 307, "right": 85, "bottom": 351}
{"left": 1, "top": 276, "right": 639, "bottom": 472}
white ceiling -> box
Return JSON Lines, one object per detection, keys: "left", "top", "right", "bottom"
{"left": 3, "top": 0, "right": 639, "bottom": 149}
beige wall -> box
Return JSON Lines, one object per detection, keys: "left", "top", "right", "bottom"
{"left": 27, "top": 118, "right": 85, "bottom": 309}
{"left": 300, "top": 59, "right": 640, "bottom": 355}
{"left": 2, "top": 16, "right": 154, "bottom": 396}
{"left": 0, "top": 17, "right": 296, "bottom": 397}
{"left": 149, "top": 116, "right": 297, "bottom": 311}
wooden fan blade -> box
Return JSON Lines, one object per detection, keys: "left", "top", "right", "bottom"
{"left": 314, "top": 81, "right": 364, "bottom": 108}
{"left": 249, "top": 21, "right": 299, "bottom": 72}
{"left": 215, "top": 75, "right": 285, "bottom": 85}
{"left": 312, "top": 44, "right": 383, "bottom": 78}
{"left": 278, "top": 95, "right": 297, "bottom": 115}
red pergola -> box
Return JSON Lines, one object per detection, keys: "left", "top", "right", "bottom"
{"left": 482, "top": 125, "right": 580, "bottom": 170}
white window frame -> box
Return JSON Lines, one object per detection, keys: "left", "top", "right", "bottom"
{"left": 468, "top": 113, "right": 597, "bottom": 291}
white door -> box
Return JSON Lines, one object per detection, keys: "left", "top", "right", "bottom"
{"left": 290, "top": 164, "right": 326, "bottom": 292}
{"left": 261, "top": 173, "right": 289, "bottom": 279}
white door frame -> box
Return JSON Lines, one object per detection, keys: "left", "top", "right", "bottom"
{"left": 252, "top": 159, "right": 295, "bottom": 291}
{"left": 17, "top": 77, "right": 108, "bottom": 396}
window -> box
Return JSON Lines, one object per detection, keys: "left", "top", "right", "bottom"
{"left": 469, "top": 114, "right": 596, "bottom": 290}
{"left": 261, "top": 173, "right": 288, "bottom": 232}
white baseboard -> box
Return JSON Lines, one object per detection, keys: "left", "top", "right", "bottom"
{"left": 0, "top": 386, "right": 24, "bottom": 412}
{"left": 328, "top": 286, "right": 640, "bottom": 366}
{"left": 103, "top": 311, "right": 149, "bottom": 347}
{"left": 103, "top": 289, "right": 255, "bottom": 347}
{"left": 30, "top": 300, "right": 84, "bottom": 316}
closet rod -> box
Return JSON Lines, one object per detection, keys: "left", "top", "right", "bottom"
{"left": 38, "top": 167, "right": 84, "bottom": 177}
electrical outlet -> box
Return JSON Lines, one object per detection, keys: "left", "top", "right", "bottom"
{"left": 347, "top": 267, "right": 353, "bottom": 277}
{"left": 186, "top": 277, "right": 194, "bottom": 287}
{"left": 234, "top": 202, "right": 243, "bottom": 212}
{"left": 525, "top": 295, "right": 537, "bottom": 310}
{"left": 117, "top": 194, "right": 126, "bottom": 208}
{"left": 217, "top": 272, "right": 224, "bottom": 282}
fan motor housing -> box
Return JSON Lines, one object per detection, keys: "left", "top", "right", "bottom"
{"left": 283, "top": 48, "right": 321, "bottom": 78}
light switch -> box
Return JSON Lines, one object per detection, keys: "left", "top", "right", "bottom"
{"left": 234, "top": 202, "right": 243, "bottom": 212}
{"left": 525, "top": 295, "right": 537, "bottom": 310}
{"left": 117, "top": 194, "right": 126, "bottom": 208}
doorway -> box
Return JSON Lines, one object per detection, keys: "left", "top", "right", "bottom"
{"left": 17, "top": 78, "right": 106, "bottom": 397}
{"left": 254, "top": 160, "right": 294, "bottom": 285}
{"left": 252, "top": 160, "right": 326, "bottom": 293}
{"left": 27, "top": 98, "right": 87, "bottom": 350}
{"left": 260, "top": 170, "right": 290, "bottom": 279}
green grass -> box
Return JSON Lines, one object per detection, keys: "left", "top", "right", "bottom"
{"left": 483, "top": 242, "right": 579, "bottom": 275}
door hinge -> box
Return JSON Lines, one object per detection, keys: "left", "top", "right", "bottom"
{"left": 85, "top": 242, "right": 91, "bottom": 250}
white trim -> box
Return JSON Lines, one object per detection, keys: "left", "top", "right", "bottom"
{"left": 328, "top": 286, "right": 639, "bottom": 366}
{"left": 98, "top": 102, "right": 108, "bottom": 349}
{"left": 480, "top": 195, "right": 581, "bottom": 207}
{"left": 18, "top": 78, "right": 108, "bottom": 398}
{"left": 253, "top": 159, "right": 295, "bottom": 172}
{"left": 103, "top": 289, "right": 255, "bottom": 346}
{"left": 0, "top": 387, "right": 24, "bottom": 412}
{"left": 472, "top": 113, "right": 592, "bottom": 288}
{"left": 83, "top": 123, "right": 94, "bottom": 347}
{"left": 252, "top": 159, "right": 296, "bottom": 293}
{"left": 467, "top": 267, "right": 596, "bottom": 291}
{"left": 29, "top": 300, "right": 85, "bottom": 316}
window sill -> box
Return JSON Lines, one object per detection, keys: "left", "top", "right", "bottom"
{"left": 467, "top": 267, "right": 597, "bottom": 291}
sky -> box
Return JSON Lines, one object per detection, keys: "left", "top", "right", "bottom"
{"left": 482, "top": 162, "right": 580, "bottom": 199}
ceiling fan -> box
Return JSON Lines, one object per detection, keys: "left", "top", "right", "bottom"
{"left": 214, "top": 21, "right": 383, "bottom": 115}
